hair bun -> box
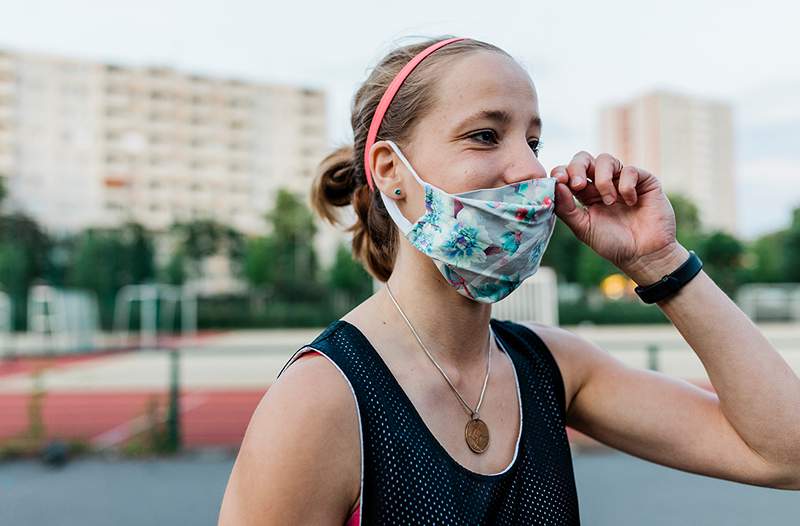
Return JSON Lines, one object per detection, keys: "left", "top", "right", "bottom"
{"left": 311, "top": 145, "right": 358, "bottom": 225}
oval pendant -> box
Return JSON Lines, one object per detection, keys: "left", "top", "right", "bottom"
{"left": 465, "top": 417, "right": 490, "bottom": 453}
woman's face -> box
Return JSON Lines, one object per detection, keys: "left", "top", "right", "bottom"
{"left": 374, "top": 50, "right": 547, "bottom": 225}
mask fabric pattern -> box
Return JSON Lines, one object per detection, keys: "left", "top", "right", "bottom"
{"left": 379, "top": 140, "right": 557, "bottom": 303}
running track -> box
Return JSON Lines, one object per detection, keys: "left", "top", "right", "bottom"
{"left": 0, "top": 351, "right": 716, "bottom": 451}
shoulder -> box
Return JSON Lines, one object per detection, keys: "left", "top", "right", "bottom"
{"left": 218, "top": 347, "right": 360, "bottom": 525}
{"left": 513, "top": 321, "right": 611, "bottom": 421}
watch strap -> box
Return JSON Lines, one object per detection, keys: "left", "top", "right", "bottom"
{"left": 634, "top": 250, "right": 703, "bottom": 304}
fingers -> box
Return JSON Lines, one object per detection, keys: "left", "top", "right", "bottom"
{"left": 554, "top": 151, "right": 640, "bottom": 208}
{"left": 553, "top": 181, "right": 590, "bottom": 240}
{"left": 564, "top": 151, "right": 594, "bottom": 191}
{"left": 593, "top": 153, "right": 621, "bottom": 205}
{"left": 617, "top": 164, "right": 639, "bottom": 206}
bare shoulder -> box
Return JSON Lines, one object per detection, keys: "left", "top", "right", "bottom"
{"left": 218, "top": 348, "right": 360, "bottom": 526}
{"left": 516, "top": 321, "right": 611, "bottom": 420}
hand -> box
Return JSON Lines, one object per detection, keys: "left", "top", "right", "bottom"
{"left": 550, "top": 151, "right": 687, "bottom": 284}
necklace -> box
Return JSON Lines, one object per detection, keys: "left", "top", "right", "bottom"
{"left": 384, "top": 282, "right": 493, "bottom": 454}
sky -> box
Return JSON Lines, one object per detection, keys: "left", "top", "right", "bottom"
{"left": 1, "top": 0, "right": 798, "bottom": 240}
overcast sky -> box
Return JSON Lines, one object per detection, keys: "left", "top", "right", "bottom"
{"left": 1, "top": 0, "right": 798, "bottom": 239}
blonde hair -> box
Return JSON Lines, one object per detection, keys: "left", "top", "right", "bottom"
{"left": 310, "top": 36, "right": 511, "bottom": 281}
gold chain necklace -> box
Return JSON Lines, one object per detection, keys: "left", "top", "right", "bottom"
{"left": 384, "top": 282, "right": 493, "bottom": 454}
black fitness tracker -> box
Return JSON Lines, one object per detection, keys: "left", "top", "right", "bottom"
{"left": 634, "top": 250, "right": 703, "bottom": 304}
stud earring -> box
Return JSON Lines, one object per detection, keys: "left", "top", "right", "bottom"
{"left": 394, "top": 188, "right": 402, "bottom": 196}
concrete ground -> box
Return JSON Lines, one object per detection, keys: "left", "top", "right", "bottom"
{"left": 1, "top": 450, "right": 797, "bottom": 526}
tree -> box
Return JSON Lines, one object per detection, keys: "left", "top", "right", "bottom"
{"left": 784, "top": 207, "right": 800, "bottom": 282}
{"left": 259, "top": 189, "right": 322, "bottom": 301}
{"left": 0, "top": 243, "right": 27, "bottom": 298}
{"left": 541, "top": 219, "right": 583, "bottom": 283}
{"left": 242, "top": 236, "right": 276, "bottom": 289}
{"left": 120, "top": 222, "right": 156, "bottom": 284}
{"left": 744, "top": 230, "right": 787, "bottom": 283}
{"left": 169, "top": 219, "right": 245, "bottom": 279}
{"left": 668, "top": 192, "right": 703, "bottom": 250}
{"left": 328, "top": 243, "right": 373, "bottom": 302}
{"left": 697, "top": 230, "right": 745, "bottom": 296}
{"left": 575, "top": 243, "right": 618, "bottom": 290}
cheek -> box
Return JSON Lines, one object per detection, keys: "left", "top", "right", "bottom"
{"left": 403, "top": 183, "right": 429, "bottom": 223}
{"left": 452, "top": 159, "right": 501, "bottom": 192}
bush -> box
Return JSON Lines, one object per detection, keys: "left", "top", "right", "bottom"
{"left": 558, "top": 298, "right": 670, "bottom": 325}
{"left": 196, "top": 295, "right": 344, "bottom": 329}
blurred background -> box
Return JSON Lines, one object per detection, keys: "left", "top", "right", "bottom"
{"left": 1, "top": 1, "right": 799, "bottom": 524}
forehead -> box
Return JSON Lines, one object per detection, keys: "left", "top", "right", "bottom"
{"left": 431, "top": 51, "right": 539, "bottom": 124}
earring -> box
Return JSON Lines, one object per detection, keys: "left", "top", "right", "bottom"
{"left": 394, "top": 188, "right": 402, "bottom": 196}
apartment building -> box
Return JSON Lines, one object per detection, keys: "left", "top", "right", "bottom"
{"left": 599, "top": 90, "right": 737, "bottom": 235}
{"left": 0, "top": 49, "right": 333, "bottom": 236}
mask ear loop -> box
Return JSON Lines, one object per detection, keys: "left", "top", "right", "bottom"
{"left": 371, "top": 140, "right": 421, "bottom": 236}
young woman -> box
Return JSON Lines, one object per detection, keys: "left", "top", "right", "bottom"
{"left": 218, "top": 36, "right": 800, "bottom": 525}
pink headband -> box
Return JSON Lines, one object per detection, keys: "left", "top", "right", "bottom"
{"left": 362, "top": 37, "right": 467, "bottom": 191}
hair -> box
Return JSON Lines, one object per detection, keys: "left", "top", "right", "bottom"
{"left": 310, "top": 36, "right": 512, "bottom": 282}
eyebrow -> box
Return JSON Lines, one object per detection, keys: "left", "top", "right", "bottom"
{"left": 457, "top": 109, "right": 542, "bottom": 131}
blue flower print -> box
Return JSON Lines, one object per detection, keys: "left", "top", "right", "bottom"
{"left": 528, "top": 238, "right": 545, "bottom": 264}
{"left": 409, "top": 221, "right": 437, "bottom": 255}
{"left": 441, "top": 222, "right": 486, "bottom": 266}
{"left": 423, "top": 186, "right": 445, "bottom": 230}
{"left": 471, "top": 278, "right": 519, "bottom": 302}
{"left": 500, "top": 230, "right": 522, "bottom": 255}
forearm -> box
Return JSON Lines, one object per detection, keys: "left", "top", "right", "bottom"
{"left": 625, "top": 243, "right": 800, "bottom": 466}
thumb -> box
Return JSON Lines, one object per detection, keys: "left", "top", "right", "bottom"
{"left": 554, "top": 181, "right": 590, "bottom": 240}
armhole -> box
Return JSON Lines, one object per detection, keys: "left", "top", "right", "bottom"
{"left": 506, "top": 321, "right": 569, "bottom": 423}
{"left": 276, "top": 345, "right": 364, "bottom": 525}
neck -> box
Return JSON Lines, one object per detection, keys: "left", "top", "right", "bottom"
{"left": 379, "top": 245, "right": 494, "bottom": 370}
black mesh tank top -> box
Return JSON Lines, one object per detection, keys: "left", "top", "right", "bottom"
{"left": 276, "top": 317, "right": 581, "bottom": 525}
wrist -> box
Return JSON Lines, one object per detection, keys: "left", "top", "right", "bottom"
{"left": 624, "top": 243, "right": 692, "bottom": 286}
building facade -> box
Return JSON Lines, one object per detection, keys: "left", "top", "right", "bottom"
{"left": 599, "top": 90, "right": 737, "bottom": 235}
{"left": 1, "top": 49, "right": 340, "bottom": 235}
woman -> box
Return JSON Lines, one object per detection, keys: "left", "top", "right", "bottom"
{"left": 218, "top": 36, "right": 800, "bottom": 525}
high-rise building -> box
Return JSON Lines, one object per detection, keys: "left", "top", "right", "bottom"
{"left": 598, "top": 90, "right": 737, "bottom": 235}
{"left": 0, "top": 48, "right": 334, "bottom": 235}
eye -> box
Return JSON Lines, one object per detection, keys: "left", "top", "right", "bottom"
{"left": 468, "top": 129, "right": 499, "bottom": 145}
{"left": 529, "top": 139, "right": 543, "bottom": 157}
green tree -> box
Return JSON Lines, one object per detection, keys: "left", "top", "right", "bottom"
{"left": 170, "top": 219, "right": 244, "bottom": 278}
{"left": 784, "top": 207, "right": 800, "bottom": 282}
{"left": 328, "top": 243, "right": 373, "bottom": 303}
{"left": 0, "top": 243, "right": 27, "bottom": 298}
{"left": 668, "top": 192, "right": 703, "bottom": 250}
{"left": 120, "top": 222, "right": 156, "bottom": 284}
{"left": 160, "top": 249, "right": 187, "bottom": 286}
{"left": 575, "top": 243, "right": 618, "bottom": 290}
{"left": 260, "top": 189, "right": 321, "bottom": 301}
{"left": 242, "top": 236, "right": 276, "bottom": 289}
{"left": 697, "top": 230, "right": 745, "bottom": 296}
{"left": 744, "top": 230, "right": 787, "bottom": 283}
{"left": 68, "top": 231, "right": 127, "bottom": 297}
{"left": 541, "top": 219, "right": 583, "bottom": 283}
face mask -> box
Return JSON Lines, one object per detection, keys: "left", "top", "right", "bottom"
{"left": 379, "top": 139, "right": 557, "bottom": 303}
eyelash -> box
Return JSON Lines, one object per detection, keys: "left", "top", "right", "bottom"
{"left": 469, "top": 130, "right": 543, "bottom": 157}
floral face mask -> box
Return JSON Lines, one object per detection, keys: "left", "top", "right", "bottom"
{"left": 379, "top": 139, "right": 557, "bottom": 303}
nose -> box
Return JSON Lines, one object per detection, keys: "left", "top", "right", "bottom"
{"left": 501, "top": 139, "right": 548, "bottom": 185}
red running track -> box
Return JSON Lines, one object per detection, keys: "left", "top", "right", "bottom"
{"left": 0, "top": 379, "right": 715, "bottom": 450}
{"left": 0, "top": 389, "right": 267, "bottom": 448}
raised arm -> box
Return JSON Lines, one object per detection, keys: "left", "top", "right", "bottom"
{"left": 218, "top": 351, "right": 361, "bottom": 525}
{"left": 544, "top": 152, "right": 800, "bottom": 490}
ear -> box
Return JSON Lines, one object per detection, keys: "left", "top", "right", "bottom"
{"left": 368, "top": 140, "right": 406, "bottom": 198}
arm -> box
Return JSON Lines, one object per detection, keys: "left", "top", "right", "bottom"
{"left": 218, "top": 351, "right": 361, "bottom": 525}
{"left": 526, "top": 244, "right": 800, "bottom": 491}
{"left": 627, "top": 242, "right": 800, "bottom": 486}
{"left": 546, "top": 152, "right": 800, "bottom": 490}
